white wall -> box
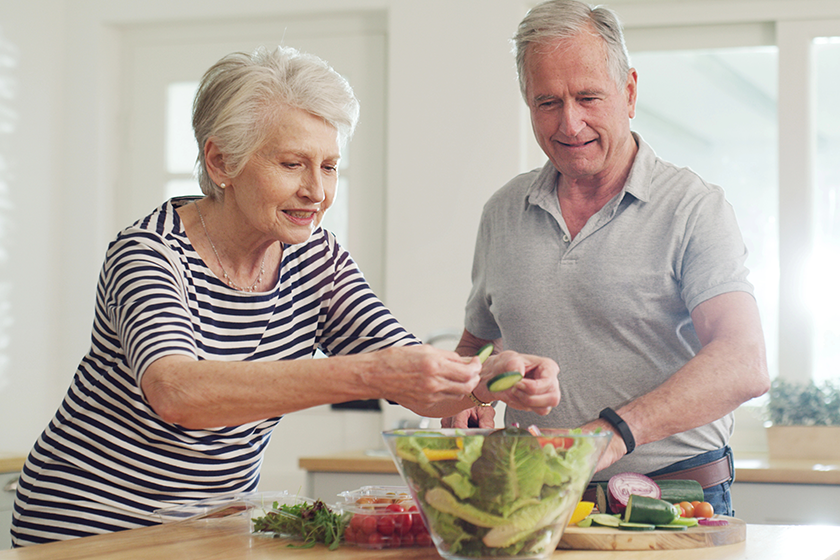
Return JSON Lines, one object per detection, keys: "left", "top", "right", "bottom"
{"left": 1, "top": 0, "right": 839, "bottom": 492}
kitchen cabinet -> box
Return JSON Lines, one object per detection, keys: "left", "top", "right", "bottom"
{"left": 0, "top": 457, "right": 24, "bottom": 550}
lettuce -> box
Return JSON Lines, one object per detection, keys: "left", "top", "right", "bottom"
{"left": 395, "top": 426, "right": 600, "bottom": 557}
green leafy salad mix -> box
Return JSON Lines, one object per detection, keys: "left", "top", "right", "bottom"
{"left": 392, "top": 427, "right": 604, "bottom": 558}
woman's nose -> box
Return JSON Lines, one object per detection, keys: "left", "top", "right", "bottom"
{"left": 299, "top": 170, "right": 326, "bottom": 203}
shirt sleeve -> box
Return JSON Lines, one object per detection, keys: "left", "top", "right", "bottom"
{"left": 678, "top": 185, "right": 754, "bottom": 312}
{"left": 317, "top": 236, "right": 420, "bottom": 355}
{"left": 463, "top": 206, "right": 503, "bottom": 341}
{"left": 101, "top": 231, "right": 198, "bottom": 383}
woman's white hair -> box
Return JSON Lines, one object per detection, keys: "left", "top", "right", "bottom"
{"left": 512, "top": 0, "right": 631, "bottom": 99}
{"left": 193, "top": 46, "right": 360, "bottom": 199}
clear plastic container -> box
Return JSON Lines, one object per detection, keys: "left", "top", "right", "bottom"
{"left": 154, "top": 493, "right": 253, "bottom": 523}
{"left": 336, "top": 485, "right": 434, "bottom": 549}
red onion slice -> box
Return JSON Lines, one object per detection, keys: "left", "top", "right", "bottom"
{"left": 607, "top": 472, "right": 661, "bottom": 513}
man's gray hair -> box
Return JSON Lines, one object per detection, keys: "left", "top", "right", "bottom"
{"left": 513, "top": 0, "right": 631, "bottom": 99}
{"left": 193, "top": 46, "right": 360, "bottom": 199}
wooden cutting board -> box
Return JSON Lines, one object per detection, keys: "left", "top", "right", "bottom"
{"left": 558, "top": 516, "right": 746, "bottom": 550}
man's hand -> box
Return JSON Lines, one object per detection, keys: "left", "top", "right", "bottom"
{"left": 441, "top": 407, "right": 496, "bottom": 428}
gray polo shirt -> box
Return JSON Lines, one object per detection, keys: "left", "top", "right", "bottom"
{"left": 464, "top": 133, "right": 753, "bottom": 478}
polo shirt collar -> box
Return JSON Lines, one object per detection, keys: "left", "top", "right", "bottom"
{"left": 525, "top": 132, "right": 655, "bottom": 211}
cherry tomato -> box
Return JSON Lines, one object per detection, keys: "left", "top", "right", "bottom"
{"left": 415, "top": 530, "right": 433, "bottom": 547}
{"left": 367, "top": 531, "right": 385, "bottom": 549}
{"left": 679, "top": 501, "right": 695, "bottom": 518}
{"left": 387, "top": 535, "right": 402, "bottom": 548}
{"left": 361, "top": 514, "right": 378, "bottom": 535}
{"left": 350, "top": 513, "right": 364, "bottom": 532}
{"left": 690, "top": 500, "right": 702, "bottom": 509}
{"left": 694, "top": 501, "right": 715, "bottom": 518}
{"left": 401, "top": 532, "right": 415, "bottom": 547}
{"left": 385, "top": 503, "right": 412, "bottom": 535}
{"left": 377, "top": 515, "right": 396, "bottom": 536}
{"left": 535, "top": 436, "right": 575, "bottom": 449}
{"left": 344, "top": 526, "right": 356, "bottom": 544}
{"left": 408, "top": 506, "right": 425, "bottom": 534}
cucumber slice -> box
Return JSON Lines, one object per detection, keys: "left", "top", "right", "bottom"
{"left": 668, "top": 517, "right": 699, "bottom": 527}
{"left": 487, "top": 371, "right": 522, "bottom": 392}
{"left": 656, "top": 524, "right": 688, "bottom": 531}
{"left": 576, "top": 517, "right": 593, "bottom": 528}
{"left": 619, "top": 522, "right": 656, "bottom": 531}
{"left": 475, "top": 343, "right": 494, "bottom": 363}
{"left": 589, "top": 513, "right": 622, "bottom": 528}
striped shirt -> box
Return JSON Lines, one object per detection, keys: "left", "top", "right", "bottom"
{"left": 11, "top": 197, "right": 417, "bottom": 546}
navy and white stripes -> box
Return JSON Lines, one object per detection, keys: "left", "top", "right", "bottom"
{"left": 11, "top": 197, "right": 416, "bottom": 546}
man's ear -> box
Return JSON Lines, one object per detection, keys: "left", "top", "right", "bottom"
{"left": 626, "top": 68, "right": 638, "bottom": 119}
{"left": 204, "top": 137, "right": 229, "bottom": 185}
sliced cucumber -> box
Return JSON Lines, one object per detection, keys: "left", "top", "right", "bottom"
{"left": 475, "top": 343, "right": 494, "bottom": 363}
{"left": 619, "top": 522, "right": 656, "bottom": 531}
{"left": 589, "top": 513, "right": 622, "bottom": 528}
{"left": 576, "top": 517, "right": 593, "bottom": 528}
{"left": 668, "top": 517, "right": 699, "bottom": 527}
{"left": 487, "top": 371, "right": 522, "bottom": 392}
{"left": 656, "top": 524, "right": 688, "bottom": 531}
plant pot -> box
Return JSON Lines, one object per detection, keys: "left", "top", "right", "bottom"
{"left": 766, "top": 426, "right": 840, "bottom": 460}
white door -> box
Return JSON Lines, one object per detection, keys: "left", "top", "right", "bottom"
{"left": 119, "top": 13, "right": 387, "bottom": 293}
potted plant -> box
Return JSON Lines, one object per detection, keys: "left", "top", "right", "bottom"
{"left": 764, "top": 378, "right": 840, "bottom": 460}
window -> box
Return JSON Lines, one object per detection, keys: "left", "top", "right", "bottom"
{"left": 629, "top": 46, "right": 779, "bottom": 379}
{"left": 810, "top": 36, "right": 840, "bottom": 383}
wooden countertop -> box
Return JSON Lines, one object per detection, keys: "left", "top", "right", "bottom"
{"left": 1, "top": 512, "right": 839, "bottom": 559}
{"left": 0, "top": 455, "right": 25, "bottom": 474}
{"left": 299, "top": 450, "right": 840, "bottom": 485}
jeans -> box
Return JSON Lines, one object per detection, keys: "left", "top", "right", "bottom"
{"left": 645, "top": 446, "right": 734, "bottom": 517}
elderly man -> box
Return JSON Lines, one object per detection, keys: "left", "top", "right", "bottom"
{"left": 448, "top": 0, "right": 769, "bottom": 515}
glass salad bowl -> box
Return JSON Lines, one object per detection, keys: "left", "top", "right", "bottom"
{"left": 382, "top": 427, "right": 611, "bottom": 560}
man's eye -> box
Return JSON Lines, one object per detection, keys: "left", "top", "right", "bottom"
{"left": 283, "top": 162, "right": 302, "bottom": 169}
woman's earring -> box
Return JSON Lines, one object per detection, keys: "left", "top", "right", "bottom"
{"left": 220, "top": 182, "right": 226, "bottom": 189}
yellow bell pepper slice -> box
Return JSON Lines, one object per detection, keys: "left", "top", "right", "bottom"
{"left": 422, "top": 448, "right": 460, "bottom": 461}
{"left": 568, "top": 501, "right": 595, "bottom": 525}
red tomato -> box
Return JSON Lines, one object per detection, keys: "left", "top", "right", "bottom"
{"left": 367, "top": 532, "right": 385, "bottom": 549}
{"left": 401, "top": 532, "right": 415, "bottom": 547}
{"left": 377, "top": 515, "right": 396, "bottom": 536}
{"left": 360, "top": 514, "right": 378, "bottom": 535}
{"left": 408, "top": 506, "right": 425, "bottom": 534}
{"left": 679, "top": 501, "right": 695, "bottom": 518}
{"left": 344, "top": 526, "right": 356, "bottom": 544}
{"left": 535, "top": 436, "right": 575, "bottom": 449}
{"left": 350, "top": 513, "right": 364, "bottom": 532}
{"left": 387, "top": 535, "right": 402, "bottom": 548}
{"left": 694, "top": 502, "right": 715, "bottom": 518}
{"left": 415, "top": 531, "right": 433, "bottom": 547}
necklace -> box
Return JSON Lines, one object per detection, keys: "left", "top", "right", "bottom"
{"left": 195, "top": 203, "right": 266, "bottom": 292}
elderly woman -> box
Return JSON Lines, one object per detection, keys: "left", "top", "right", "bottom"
{"left": 11, "top": 46, "right": 560, "bottom": 546}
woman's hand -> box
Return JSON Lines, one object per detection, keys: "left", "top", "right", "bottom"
{"left": 474, "top": 351, "right": 561, "bottom": 415}
{"left": 374, "top": 345, "right": 482, "bottom": 414}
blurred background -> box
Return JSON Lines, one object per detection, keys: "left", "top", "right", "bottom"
{"left": 0, "top": 0, "right": 837, "bottom": 496}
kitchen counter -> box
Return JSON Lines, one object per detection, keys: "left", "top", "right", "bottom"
{"left": 0, "top": 457, "right": 25, "bottom": 475}
{"left": 299, "top": 450, "right": 840, "bottom": 485}
{"left": 1, "top": 513, "right": 839, "bottom": 559}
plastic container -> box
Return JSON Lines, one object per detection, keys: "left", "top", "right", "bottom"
{"left": 336, "top": 485, "right": 434, "bottom": 549}
{"left": 245, "top": 492, "right": 327, "bottom": 540}
{"left": 154, "top": 493, "right": 253, "bottom": 524}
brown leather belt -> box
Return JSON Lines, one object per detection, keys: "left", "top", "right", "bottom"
{"left": 582, "top": 455, "right": 732, "bottom": 503}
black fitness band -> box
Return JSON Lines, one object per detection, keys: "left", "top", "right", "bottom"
{"left": 599, "top": 407, "right": 636, "bottom": 455}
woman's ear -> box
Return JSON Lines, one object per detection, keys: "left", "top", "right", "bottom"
{"left": 204, "top": 138, "right": 229, "bottom": 186}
